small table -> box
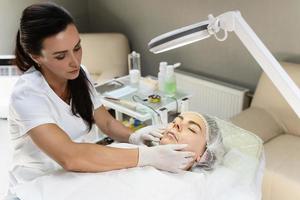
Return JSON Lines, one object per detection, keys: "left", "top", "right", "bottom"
{"left": 95, "top": 76, "right": 192, "bottom": 125}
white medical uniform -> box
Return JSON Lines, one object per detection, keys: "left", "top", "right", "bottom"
{"left": 7, "top": 65, "right": 102, "bottom": 192}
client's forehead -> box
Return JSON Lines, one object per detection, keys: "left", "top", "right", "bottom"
{"left": 178, "top": 112, "right": 206, "bottom": 130}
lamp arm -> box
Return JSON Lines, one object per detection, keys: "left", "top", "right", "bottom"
{"left": 215, "top": 11, "right": 300, "bottom": 118}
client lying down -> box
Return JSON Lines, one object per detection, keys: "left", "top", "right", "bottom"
{"left": 12, "top": 112, "right": 261, "bottom": 200}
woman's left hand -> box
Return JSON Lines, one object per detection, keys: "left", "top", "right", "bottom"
{"left": 128, "top": 125, "right": 166, "bottom": 145}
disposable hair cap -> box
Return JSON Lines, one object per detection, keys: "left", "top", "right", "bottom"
{"left": 190, "top": 113, "right": 226, "bottom": 170}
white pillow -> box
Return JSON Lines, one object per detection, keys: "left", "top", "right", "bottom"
{"left": 216, "top": 118, "right": 263, "bottom": 159}
{"left": 215, "top": 117, "right": 264, "bottom": 186}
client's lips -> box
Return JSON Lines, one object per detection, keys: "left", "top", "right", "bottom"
{"left": 167, "top": 131, "right": 178, "bottom": 142}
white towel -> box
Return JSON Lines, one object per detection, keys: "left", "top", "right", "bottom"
{"left": 12, "top": 165, "right": 257, "bottom": 200}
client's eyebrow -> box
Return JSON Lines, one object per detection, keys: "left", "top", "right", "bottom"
{"left": 189, "top": 121, "right": 202, "bottom": 131}
{"left": 178, "top": 115, "right": 202, "bottom": 132}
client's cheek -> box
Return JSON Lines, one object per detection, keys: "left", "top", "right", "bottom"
{"left": 182, "top": 146, "right": 197, "bottom": 160}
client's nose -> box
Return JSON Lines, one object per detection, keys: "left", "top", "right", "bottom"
{"left": 172, "top": 123, "right": 182, "bottom": 132}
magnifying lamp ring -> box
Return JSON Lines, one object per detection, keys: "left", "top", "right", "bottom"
{"left": 213, "top": 29, "right": 228, "bottom": 41}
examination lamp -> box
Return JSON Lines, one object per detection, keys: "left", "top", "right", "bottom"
{"left": 148, "top": 11, "right": 300, "bottom": 118}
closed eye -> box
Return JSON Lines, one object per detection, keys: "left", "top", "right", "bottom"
{"left": 188, "top": 128, "right": 196, "bottom": 133}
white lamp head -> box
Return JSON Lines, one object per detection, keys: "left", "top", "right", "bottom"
{"left": 148, "top": 20, "right": 211, "bottom": 54}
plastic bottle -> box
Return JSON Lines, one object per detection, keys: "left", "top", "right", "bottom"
{"left": 164, "top": 65, "right": 177, "bottom": 97}
{"left": 128, "top": 51, "right": 141, "bottom": 87}
{"left": 128, "top": 51, "right": 141, "bottom": 71}
{"left": 158, "top": 62, "right": 167, "bottom": 92}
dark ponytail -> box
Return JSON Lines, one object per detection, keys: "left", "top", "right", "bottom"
{"left": 69, "top": 68, "right": 95, "bottom": 128}
{"left": 15, "top": 30, "right": 39, "bottom": 71}
{"left": 15, "top": 3, "right": 94, "bottom": 130}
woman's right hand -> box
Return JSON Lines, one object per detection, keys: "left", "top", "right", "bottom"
{"left": 129, "top": 125, "right": 165, "bottom": 145}
{"left": 137, "top": 144, "right": 195, "bottom": 173}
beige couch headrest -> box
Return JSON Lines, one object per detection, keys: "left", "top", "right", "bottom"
{"left": 80, "top": 33, "right": 130, "bottom": 84}
{"left": 251, "top": 62, "right": 300, "bottom": 135}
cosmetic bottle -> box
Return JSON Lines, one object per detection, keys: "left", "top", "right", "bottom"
{"left": 164, "top": 65, "right": 177, "bottom": 97}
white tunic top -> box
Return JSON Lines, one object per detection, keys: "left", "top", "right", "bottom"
{"left": 7, "top": 66, "right": 102, "bottom": 187}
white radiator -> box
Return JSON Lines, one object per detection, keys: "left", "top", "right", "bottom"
{"left": 175, "top": 70, "right": 250, "bottom": 120}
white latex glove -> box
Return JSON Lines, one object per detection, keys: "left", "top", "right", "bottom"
{"left": 137, "top": 144, "right": 195, "bottom": 173}
{"left": 128, "top": 125, "right": 166, "bottom": 145}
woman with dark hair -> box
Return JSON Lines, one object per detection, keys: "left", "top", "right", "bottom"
{"left": 6, "top": 2, "right": 195, "bottom": 198}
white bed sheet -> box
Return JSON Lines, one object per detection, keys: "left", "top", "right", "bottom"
{"left": 11, "top": 149, "right": 260, "bottom": 200}
{"left": 13, "top": 166, "right": 257, "bottom": 200}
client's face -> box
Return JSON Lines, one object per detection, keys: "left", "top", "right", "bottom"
{"left": 159, "top": 112, "right": 207, "bottom": 168}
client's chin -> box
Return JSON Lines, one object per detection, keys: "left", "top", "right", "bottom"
{"left": 159, "top": 138, "right": 195, "bottom": 171}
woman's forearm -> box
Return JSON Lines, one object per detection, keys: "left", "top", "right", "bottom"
{"left": 64, "top": 143, "right": 138, "bottom": 172}
{"left": 29, "top": 123, "right": 139, "bottom": 173}
{"left": 106, "top": 118, "right": 133, "bottom": 142}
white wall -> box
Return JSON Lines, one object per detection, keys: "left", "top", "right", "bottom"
{"left": 0, "top": 0, "right": 90, "bottom": 55}
{"left": 0, "top": 0, "right": 42, "bottom": 55}
{"left": 51, "top": 0, "right": 90, "bottom": 32}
